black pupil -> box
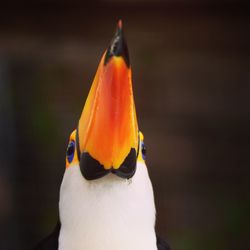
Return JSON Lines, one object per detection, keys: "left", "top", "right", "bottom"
{"left": 67, "top": 142, "right": 75, "bottom": 156}
{"left": 142, "top": 144, "right": 146, "bottom": 156}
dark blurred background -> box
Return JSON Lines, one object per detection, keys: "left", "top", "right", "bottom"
{"left": 0, "top": 1, "right": 250, "bottom": 250}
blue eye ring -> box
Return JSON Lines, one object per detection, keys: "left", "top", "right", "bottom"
{"left": 66, "top": 141, "right": 75, "bottom": 163}
{"left": 141, "top": 141, "right": 146, "bottom": 160}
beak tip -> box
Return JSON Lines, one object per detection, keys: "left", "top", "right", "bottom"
{"left": 117, "top": 19, "right": 122, "bottom": 29}
{"left": 104, "top": 20, "right": 130, "bottom": 67}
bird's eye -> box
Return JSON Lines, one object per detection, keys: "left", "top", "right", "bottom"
{"left": 66, "top": 141, "right": 75, "bottom": 163}
{"left": 141, "top": 141, "right": 146, "bottom": 160}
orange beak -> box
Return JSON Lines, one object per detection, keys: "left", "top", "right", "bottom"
{"left": 77, "top": 21, "right": 139, "bottom": 180}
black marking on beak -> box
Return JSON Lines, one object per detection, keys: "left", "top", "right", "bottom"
{"left": 79, "top": 148, "right": 137, "bottom": 181}
{"left": 80, "top": 152, "right": 109, "bottom": 180}
{"left": 104, "top": 21, "right": 130, "bottom": 67}
{"left": 111, "top": 149, "right": 137, "bottom": 179}
{"left": 75, "top": 127, "right": 81, "bottom": 161}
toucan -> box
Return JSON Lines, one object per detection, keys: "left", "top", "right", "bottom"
{"left": 34, "top": 20, "right": 170, "bottom": 250}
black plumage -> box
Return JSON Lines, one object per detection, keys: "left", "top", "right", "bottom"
{"left": 33, "top": 222, "right": 60, "bottom": 250}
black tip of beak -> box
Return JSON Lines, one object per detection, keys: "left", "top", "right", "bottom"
{"left": 104, "top": 19, "right": 130, "bottom": 67}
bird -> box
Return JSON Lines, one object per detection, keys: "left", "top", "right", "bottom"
{"left": 34, "top": 20, "right": 171, "bottom": 250}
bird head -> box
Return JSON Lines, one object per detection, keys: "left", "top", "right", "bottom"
{"left": 59, "top": 22, "right": 157, "bottom": 249}
{"left": 65, "top": 20, "right": 147, "bottom": 181}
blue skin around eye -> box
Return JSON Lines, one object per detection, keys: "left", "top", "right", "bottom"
{"left": 67, "top": 141, "right": 75, "bottom": 163}
{"left": 141, "top": 141, "right": 146, "bottom": 160}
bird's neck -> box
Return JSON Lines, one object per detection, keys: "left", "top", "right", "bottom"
{"left": 58, "top": 163, "right": 157, "bottom": 250}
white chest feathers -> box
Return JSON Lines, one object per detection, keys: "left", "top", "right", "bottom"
{"left": 58, "top": 162, "right": 157, "bottom": 250}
